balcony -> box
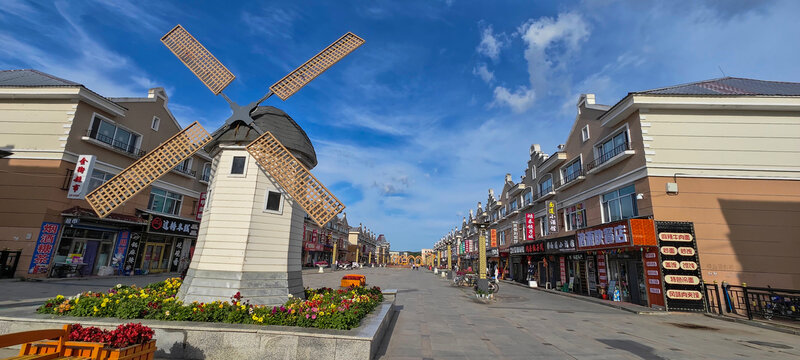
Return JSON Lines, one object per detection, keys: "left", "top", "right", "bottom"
{"left": 83, "top": 129, "right": 146, "bottom": 158}
{"left": 555, "top": 168, "right": 585, "bottom": 191}
{"left": 537, "top": 185, "right": 555, "bottom": 200}
{"left": 172, "top": 164, "right": 196, "bottom": 177}
{"left": 586, "top": 143, "right": 635, "bottom": 174}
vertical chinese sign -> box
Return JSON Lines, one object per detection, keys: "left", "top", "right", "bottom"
{"left": 559, "top": 256, "right": 567, "bottom": 285}
{"left": 67, "top": 155, "right": 96, "bottom": 199}
{"left": 112, "top": 230, "right": 130, "bottom": 273}
{"left": 123, "top": 233, "right": 142, "bottom": 275}
{"left": 490, "top": 229, "right": 497, "bottom": 248}
{"left": 657, "top": 221, "right": 704, "bottom": 312}
{"left": 525, "top": 213, "right": 535, "bottom": 241}
{"left": 28, "top": 222, "right": 60, "bottom": 274}
{"left": 196, "top": 192, "right": 207, "bottom": 221}
{"left": 547, "top": 201, "right": 558, "bottom": 233}
{"left": 642, "top": 248, "right": 665, "bottom": 308}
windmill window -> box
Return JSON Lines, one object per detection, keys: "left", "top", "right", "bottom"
{"left": 264, "top": 191, "right": 283, "bottom": 213}
{"left": 151, "top": 117, "right": 160, "bottom": 131}
{"left": 231, "top": 156, "right": 246, "bottom": 174}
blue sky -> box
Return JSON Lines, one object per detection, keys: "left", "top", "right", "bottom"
{"left": 2, "top": 0, "right": 799, "bottom": 251}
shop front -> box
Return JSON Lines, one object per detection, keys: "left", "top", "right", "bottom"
{"left": 543, "top": 236, "right": 576, "bottom": 290}
{"left": 51, "top": 207, "right": 148, "bottom": 277}
{"left": 487, "top": 248, "right": 499, "bottom": 277}
{"left": 140, "top": 213, "right": 198, "bottom": 275}
{"left": 575, "top": 218, "right": 662, "bottom": 308}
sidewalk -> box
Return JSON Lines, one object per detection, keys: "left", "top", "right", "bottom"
{"left": 499, "top": 279, "right": 666, "bottom": 315}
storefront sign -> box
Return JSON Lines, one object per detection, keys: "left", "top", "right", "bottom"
{"left": 489, "top": 248, "right": 499, "bottom": 257}
{"left": 664, "top": 275, "right": 700, "bottom": 285}
{"left": 662, "top": 260, "right": 679, "bottom": 269}
{"left": 525, "top": 213, "right": 535, "bottom": 241}
{"left": 559, "top": 256, "right": 566, "bottom": 284}
{"left": 576, "top": 220, "right": 630, "bottom": 250}
{"left": 490, "top": 229, "right": 497, "bottom": 248}
{"left": 545, "top": 238, "right": 575, "bottom": 252}
{"left": 509, "top": 245, "right": 525, "bottom": 255}
{"left": 148, "top": 214, "right": 198, "bottom": 236}
{"left": 666, "top": 290, "right": 703, "bottom": 300}
{"left": 596, "top": 255, "right": 608, "bottom": 287}
{"left": 660, "top": 246, "right": 677, "bottom": 256}
{"left": 465, "top": 239, "right": 471, "bottom": 253}
{"left": 510, "top": 241, "right": 545, "bottom": 255}
{"left": 587, "top": 258, "right": 597, "bottom": 292}
{"left": 642, "top": 248, "right": 665, "bottom": 308}
{"left": 67, "top": 155, "right": 96, "bottom": 199}
{"left": 304, "top": 241, "right": 325, "bottom": 251}
{"left": 658, "top": 233, "right": 693, "bottom": 242}
{"left": 196, "top": 192, "right": 207, "bottom": 221}
{"left": 547, "top": 201, "right": 558, "bottom": 233}
{"left": 657, "top": 221, "right": 704, "bottom": 312}
{"left": 123, "top": 233, "right": 142, "bottom": 274}
{"left": 512, "top": 222, "right": 519, "bottom": 243}
{"left": 112, "top": 230, "right": 130, "bottom": 272}
{"left": 28, "top": 222, "right": 60, "bottom": 274}
{"left": 170, "top": 240, "right": 184, "bottom": 272}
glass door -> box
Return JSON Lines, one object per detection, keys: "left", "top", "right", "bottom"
{"left": 149, "top": 244, "right": 165, "bottom": 272}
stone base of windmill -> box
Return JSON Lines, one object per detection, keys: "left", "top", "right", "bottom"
{"left": 178, "top": 268, "right": 305, "bottom": 305}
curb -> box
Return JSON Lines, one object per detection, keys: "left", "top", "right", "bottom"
{"left": 499, "top": 279, "right": 668, "bottom": 315}
{"left": 702, "top": 313, "right": 800, "bottom": 336}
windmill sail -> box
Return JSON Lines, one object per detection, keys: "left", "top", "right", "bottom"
{"left": 161, "top": 25, "right": 236, "bottom": 95}
{"left": 86, "top": 122, "right": 211, "bottom": 218}
{"left": 246, "top": 131, "right": 345, "bottom": 226}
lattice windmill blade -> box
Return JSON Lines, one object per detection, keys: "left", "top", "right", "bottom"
{"left": 161, "top": 25, "right": 236, "bottom": 95}
{"left": 86, "top": 122, "right": 211, "bottom": 218}
{"left": 246, "top": 132, "right": 345, "bottom": 226}
{"left": 269, "top": 32, "right": 365, "bottom": 101}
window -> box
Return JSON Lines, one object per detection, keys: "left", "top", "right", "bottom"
{"left": 538, "top": 175, "right": 553, "bottom": 196}
{"left": 151, "top": 117, "right": 160, "bottom": 131}
{"left": 510, "top": 198, "right": 518, "bottom": 211}
{"left": 500, "top": 206, "right": 507, "bottom": 218}
{"left": 89, "top": 115, "right": 140, "bottom": 154}
{"left": 175, "top": 158, "right": 193, "bottom": 175}
{"left": 602, "top": 184, "right": 638, "bottom": 222}
{"left": 499, "top": 230, "right": 506, "bottom": 246}
{"left": 265, "top": 191, "right": 282, "bottom": 212}
{"left": 201, "top": 163, "right": 211, "bottom": 182}
{"left": 581, "top": 125, "right": 590, "bottom": 142}
{"left": 565, "top": 203, "right": 586, "bottom": 230}
{"left": 538, "top": 217, "right": 549, "bottom": 237}
{"left": 87, "top": 169, "right": 114, "bottom": 192}
{"left": 561, "top": 158, "right": 583, "bottom": 184}
{"left": 148, "top": 187, "right": 183, "bottom": 215}
{"left": 596, "top": 130, "right": 629, "bottom": 165}
{"left": 231, "top": 156, "right": 246, "bottom": 174}
{"left": 523, "top": 189, "right": 533, "bottom": 205}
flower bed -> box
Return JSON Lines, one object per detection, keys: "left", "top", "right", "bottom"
{"left": 22, "top": 323, "right": 156, "bottom": 360}
{"left": 37, "top": 278, "right": 383, "bottom": 330}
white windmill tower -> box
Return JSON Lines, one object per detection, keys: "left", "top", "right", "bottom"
{"left": 85, "top": 25, "right": 364, "bottom": 304}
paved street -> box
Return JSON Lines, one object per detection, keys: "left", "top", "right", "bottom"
{"left": 305, "top": 267, "right": 800, "bottom": 360}
{"left": 1, "top": 268, "right": 798, "bottom": 359}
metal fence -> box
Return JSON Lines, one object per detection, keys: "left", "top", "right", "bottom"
{"left": 704, "top": 282, "right": 800, "bottom": 321}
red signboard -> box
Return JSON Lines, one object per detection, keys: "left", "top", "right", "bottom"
{"left": 576, "top": 220, "right": 631, "bottom": 250}
{"left": 642, "top": 249, "right": 665, "bottom": 308}
{"left": 196, "top": 192, "right": 206, "bottom": 221}
{"left": 596, "top": 254, "right": 608, "bottom": 288}
{"left": 559, "top": 256, "right": 566, "bottom": 284}
{"left": 525, "top": 213, "right": 535, "bottom": 241}
{"left": 490, "top": 229, "right": 497, "bottom": 248}
{"left": 67, "top": 155, "right": 96, "bottom": 200}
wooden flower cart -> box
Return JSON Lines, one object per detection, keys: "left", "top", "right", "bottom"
{"left": 0, "top": 324, "right": 156, "bottom": 360}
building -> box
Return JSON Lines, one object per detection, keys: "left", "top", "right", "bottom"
{"left": 0, "top": 69, "right": 209, "bottom": 278}
{"left": 301, "top": 213, "right": 349, "bottom": 266}
{"left": 346, "top": 224, "right": 387, "bottom": 265}
{"left": 436, "top": 77, "right": 800, "bottom": 309}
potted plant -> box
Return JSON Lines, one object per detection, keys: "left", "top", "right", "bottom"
{"left": 22, "top": 323, "right": 156, "bottom": 360}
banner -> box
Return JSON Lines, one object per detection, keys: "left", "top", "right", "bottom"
{"left": 490, "top": 229, "right": 497, "bottom": 247}
{"left": 28, "top": 222, "right": 60, "bottom": 274}
{"left": 67, "top": 155, "right": 96, "bottom": 199}
{"left": 547, "top": 201, "right": 558, "bottom": 233}
{"left": 657, "top": 221, "right": 704, "bottom": 312}
{"left": 112, "top": 230, "right": 130, "bottom": 272}
{"left": 525, "top": 213, "right": 535, "bottom": 241}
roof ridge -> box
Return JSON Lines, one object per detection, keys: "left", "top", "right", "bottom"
{"left": 28, "top": 69, "right": 82, "bottom": 86}
{"left": 635, "top": 77, "right": 731, "bottom": 94}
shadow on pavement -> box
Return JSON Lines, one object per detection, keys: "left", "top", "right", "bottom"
{"left": 597, "top": 339, "right": 666, "bottom": 360}
{"left": 374, "top": 305, "right": 403, "bottom": 359}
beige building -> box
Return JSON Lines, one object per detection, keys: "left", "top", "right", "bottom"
{"left": 446, "top": 77, "right": 800, "bottom": 308}
{"left": 0, "top": 69, "right": 209, "bottom": 278}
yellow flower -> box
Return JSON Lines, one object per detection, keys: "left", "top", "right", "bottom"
{"left": 116, "top": 300, "right": 120, "bottom": 304}
{"left": 93, "top": 306, "right": 99, "bottom": 312}
{"left": 101, "top": 303, "right": 106, "bottom": 308}
{"left": 219, "top": 304, "right": 223, "bottom": 309}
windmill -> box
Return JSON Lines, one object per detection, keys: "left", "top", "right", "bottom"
{"left": 85, "top": 25, "right": 364, "bottom": 304}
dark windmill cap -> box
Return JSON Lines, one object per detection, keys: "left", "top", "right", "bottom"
{"left": 204, "top": 106, "right": 318, "bottom": 169}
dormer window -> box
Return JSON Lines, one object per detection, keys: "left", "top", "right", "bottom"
{"left": 538, "top": 175, "right": 553, "bottom": 195}
{"left": 151, "top": 116, "right": 160, "bottom": 131}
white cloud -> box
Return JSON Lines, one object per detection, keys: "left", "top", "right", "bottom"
{"left": 472, "top": 63, "right": 495, "bottom": 84}
{"left": 242, "top": 7, "right": 300, "bottom": 40}
{"left": 492, "top": 86, "right": 536, "bottom": 113}
{"left": 476, "top": 24, "right": 506, "bottom": 61}
{"left": 518, "top": 12, "right": 589, "bottom": 95}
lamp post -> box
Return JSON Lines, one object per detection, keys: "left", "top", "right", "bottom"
{"left": 473, "top": 210, "right": 489, "bottom": 293}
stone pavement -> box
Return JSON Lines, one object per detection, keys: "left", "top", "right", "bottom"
{"left": 2, "top": 268, "right": 799, "bottom": 359}
{"left": 305, "top": 267, "right": 800, "bottom": 360}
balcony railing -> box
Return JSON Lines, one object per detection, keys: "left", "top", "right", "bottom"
{"left": 556, "top": 168, "right": 584, "bottom": 188}
{"left": 86, "top": 129, "right": 146, "bottom": 158}
{"left": 173, "top": 164, "right": 196, "bottom": 177}
{"left": 585, "top": 142, "right": 631, "bottom": 172}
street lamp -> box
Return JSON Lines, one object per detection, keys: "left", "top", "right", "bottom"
{"left": 472, "top": 205, "right": 490, "bottom": 293}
